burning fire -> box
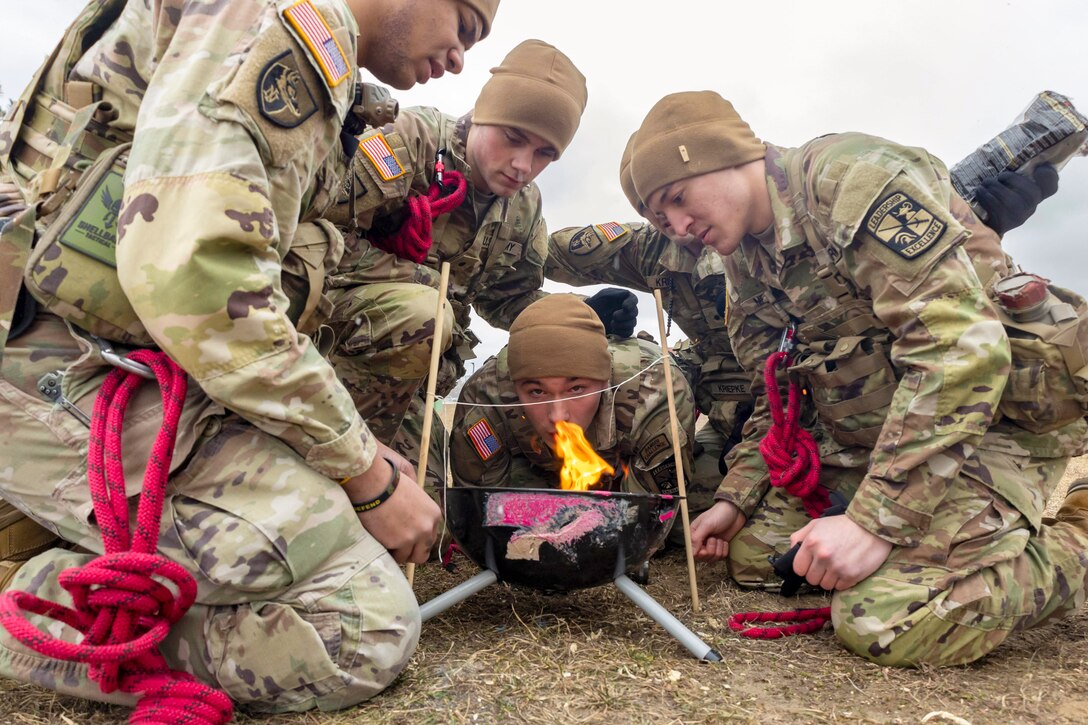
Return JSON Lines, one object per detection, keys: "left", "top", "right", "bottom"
{"left": 554, "top": 420, "right": 614, "bottom": 491}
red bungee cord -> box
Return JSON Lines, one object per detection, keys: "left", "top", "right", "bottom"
{"left": 0, "top": 350, "right": 233, "bottom": 724}
{"left": 729, "top": 330, "right": 833, "bottom": 639}
{"left": 370, "top": 159, "right": 468, "bottom": 263}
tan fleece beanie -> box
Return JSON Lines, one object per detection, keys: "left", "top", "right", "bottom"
{"left": 473, "top": 39, "right": 587, "bottom": 157}
{"left": 508, "top": 295, "right": 611, "bottom": 382}
{"left": 630, "top": 91, "right": 766, "bottom": 201}
{"left": 461, "top": 0, "right": 500, "bottom": 39}
{"left": 618, "top": 132, "right": 641, "bottom": 212}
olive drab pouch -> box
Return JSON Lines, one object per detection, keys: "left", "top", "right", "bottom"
{"left": 991, "top": 273, "right": 1088, "bottom": 434}
{"left": 23, "top": 142, "right": 155, "bottom": 346}
{"left": 281, "top": 218, "right": 345, "bottom": 346}
{"left": 790, "top": 335, "right": 899, "bottom": 448}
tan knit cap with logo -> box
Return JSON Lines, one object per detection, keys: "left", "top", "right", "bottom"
{"left": 461, "top": 0, "right": 500, "bottom": 39}
{"left": 629, "top": 91, "right": 766, "bottom": 202}
{"left": 473, "top": 39, "right": 587, "bottom": 157}
{"left": 508, "top": 295, "right": 611, "bottom": 382}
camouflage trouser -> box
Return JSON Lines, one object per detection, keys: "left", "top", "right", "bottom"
{"left": 726, "top": 448, "right": 1088, "bottom": 667}
{"left": 327, "top": 282, "right": 452, "bottom": 445}
{"left": 0, "top": 315, "right": 420, "bottom": 712}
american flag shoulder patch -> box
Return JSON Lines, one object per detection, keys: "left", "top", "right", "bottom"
{"left": 595, "top": 221, "right": 628, "bottom": 242}
{"left": 283, "top": 0, "right": 351, "bottom": 88}
{"left": 358, "top": 132, "right": 406, "bottom": 181}
{"left": 466, "top": 418, "right": 502, "bottom": 461}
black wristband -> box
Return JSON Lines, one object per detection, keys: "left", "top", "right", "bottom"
{"left": 351, "top": 457, "right": 400, "bottom": 513}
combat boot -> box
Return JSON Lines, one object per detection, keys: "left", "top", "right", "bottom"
{"left": 1051, "top": 478, "right": 1088, "bottom": 535}
{"left": 0, "top": 499, "right": 59, "bottom": 592}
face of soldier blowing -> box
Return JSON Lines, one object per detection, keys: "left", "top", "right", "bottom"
{"left": 644, "top": 160, "right": 772, "bottom": 257}
{"left": 466, "top": 124, "right": 558, "bottom": 197}
{"left": 514, "top": 377, "right": 606, "bottom": 448}
{"left": 356, "top": 0, "right": 484, "bottom": 90}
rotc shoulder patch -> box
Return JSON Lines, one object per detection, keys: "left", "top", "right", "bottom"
{"left": 359, "top": 132, "right": 406, "bottom": 182}
{"left": 283, "top": 0, "right": 351, "bottom": 88}
{"left": 568, "top": 226, "right": 604, "bottom": 256}
{"left": 466, "top": 418, "right": 502, "bottom": 461}
{"left": 594, "top": 221, "right": 628, "bottom": 242}
{"left": 258, "top": 51, "right": 317, "bottom": 128}
{"left": 864, "top": 191, "right": 946, "bottom": 259}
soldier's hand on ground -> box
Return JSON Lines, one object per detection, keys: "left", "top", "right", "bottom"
{"left": 690, "top": 500, "right": 747, "bottom": 562}
{"left": 974, "top": 164, "right": 1059, "bottom": 236}
{"left": 789, "top": 514, "right": 892, "bottom": 591}
{"left": 344, "top": 444, "right": 441, "bottom": 564}
{"left": 585, "top": 288, "right": 639, "bottom": 337}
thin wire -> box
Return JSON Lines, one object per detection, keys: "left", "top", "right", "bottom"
{"left": 440, "top": 354, "right": 666, "bottom": 411}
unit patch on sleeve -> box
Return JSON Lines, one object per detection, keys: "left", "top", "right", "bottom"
{"left": 568, "top": 226, "right": 604, "bottom": 256}
{"left": 258, "top": 51, "right": 318, "bottom": 128}
{"left": 283, "top": 0, "right": 351, "bottom": 87}
{"left": 359, "top": 132, "right": 406, "bottom": 182}
{"left": 864, "top": 191, "right": 946, "bottom": 259}
{"left": 594, "top": 221, "right": 628, "bottom": 242}
{"left": 639, "top": 433, "right": 671, "bottom": 466}
{"left": 466, "top": 418, "right": 502, "bottom": 461}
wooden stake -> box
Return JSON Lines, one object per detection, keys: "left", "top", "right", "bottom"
{"left": 652, "top": 288, "right": 701, "bottom": 612}
{"left": 406, "top": 261, "right": 451, "bottom": 588}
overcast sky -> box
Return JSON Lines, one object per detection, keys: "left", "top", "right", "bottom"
{"left": 5, "top": 0, "right": 1087, "bottom": 370}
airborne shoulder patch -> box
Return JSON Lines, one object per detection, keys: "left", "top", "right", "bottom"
{"left": 594, "top": 221, "right": 629, "bottom": 242}
{"left": 864, "top": 191, "right": 946, "bottom": 259}
{"left": 258, "top": 50, "right": 317, "bottom": 128}
{"left": 466, "top": 418, "right": 502, "bottom": 461}
{"left": 639, "top": 433, "right": 671, "bottom": 466}
{"left": 283, "top": 0, "right": 351, "bottom": 88}
{"left": 358, "top": 132, "right": 406, "bottom": 182}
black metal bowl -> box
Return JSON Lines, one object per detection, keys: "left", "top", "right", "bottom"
{"left": 444, "top": 486, "right": 680, "bottom": 593}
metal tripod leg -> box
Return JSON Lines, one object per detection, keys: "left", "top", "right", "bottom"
{"left": 419, "top": 569, "right": 498, "bottom": 622}
{"left": 613, "top": 574, "right": 722, "bottom": 662}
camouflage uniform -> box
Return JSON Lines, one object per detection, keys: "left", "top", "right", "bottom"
{"left": 447, "top": 337, "right": 694, "bottom": 541}
{"left": 320, "top": 107, "right": 549, "bottom": 455}
{"left": 0, "top": 0, "right": 418, "bottom": 711}
{"left": 547, "top": 223, "right": 751, "bottom": 512}
{"left": 717, "top": 133, "right": 1088, "bottom": 666}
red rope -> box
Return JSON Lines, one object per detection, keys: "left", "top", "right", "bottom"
{"left": 0, "top": 350, "right": 233, "bottom": 724}
{"left": 371, "top": 170, "right": 468, "bottom": 263}
{"left": 728, "top": 607, "right": 832, "bottom": 639}
{"left": 758, "top": 351, "right": 828, "bottom": 519}
{"left": 726, "top": 350, "right": 834, "bottom": 640}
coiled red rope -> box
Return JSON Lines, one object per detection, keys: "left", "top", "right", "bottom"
{"left": 758, "top": 350, "right": 828, "bottom": 519}
{"left": 727, "top": 348, "right": 833, "bottom": 640}
{"left": 371, "top": 170, "right": 468, "bottom": 263}
{"left": 0, "top": 350, "right": 233, "bottom": 724}
{"left": 728, "top": 607, "right": 831, "bottom": 639}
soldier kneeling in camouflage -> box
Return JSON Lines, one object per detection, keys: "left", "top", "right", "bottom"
{"left": 446, "top": 295, "right": 695, "bottom": 543}
{"left": 627, "top": 90, "right": 1088, "bottom": 667}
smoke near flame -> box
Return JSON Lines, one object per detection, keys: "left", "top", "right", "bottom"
{"left": 554, "top": 420, "right": 614, "bottom": 491}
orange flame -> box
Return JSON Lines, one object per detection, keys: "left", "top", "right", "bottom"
{"left": 554, "top": 420, "right": 614, "bottom": 491}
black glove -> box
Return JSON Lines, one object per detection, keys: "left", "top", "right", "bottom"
{"left": 769, "top": 491, "right": 849, "bottom": 596}
{"left": 974, "top": 164, "right": 1059, "bottom": 236}
{"left": 584, "top": 288, "right": 639, "bottom": 337}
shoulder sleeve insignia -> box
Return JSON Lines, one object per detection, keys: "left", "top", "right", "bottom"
{"left": 864, "top": 191, "right": 946, "bottom": 259}
{"left": 258, "top": 50, "right": 318, "bottom": 128}
{"left": 594, "top": 221, "right": 629, "bottom": 242}
{"left": 466, "top": 418, "right": 503, "bottom": 461}
{"left": 359, "top": 132, "right": 407, "bottom": 182}
{"left": 567, "top": 226, "right": 604, "bottom": 256}
{"left": 283, "top": 0, "right": 351, "bottom": 88}
{"left": 639, "top": 433, "right": 671, "bottom": 466}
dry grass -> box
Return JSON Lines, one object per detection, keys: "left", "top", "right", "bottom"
{"left": 3, "top": 459, "right": 1087, "bottom": 725}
